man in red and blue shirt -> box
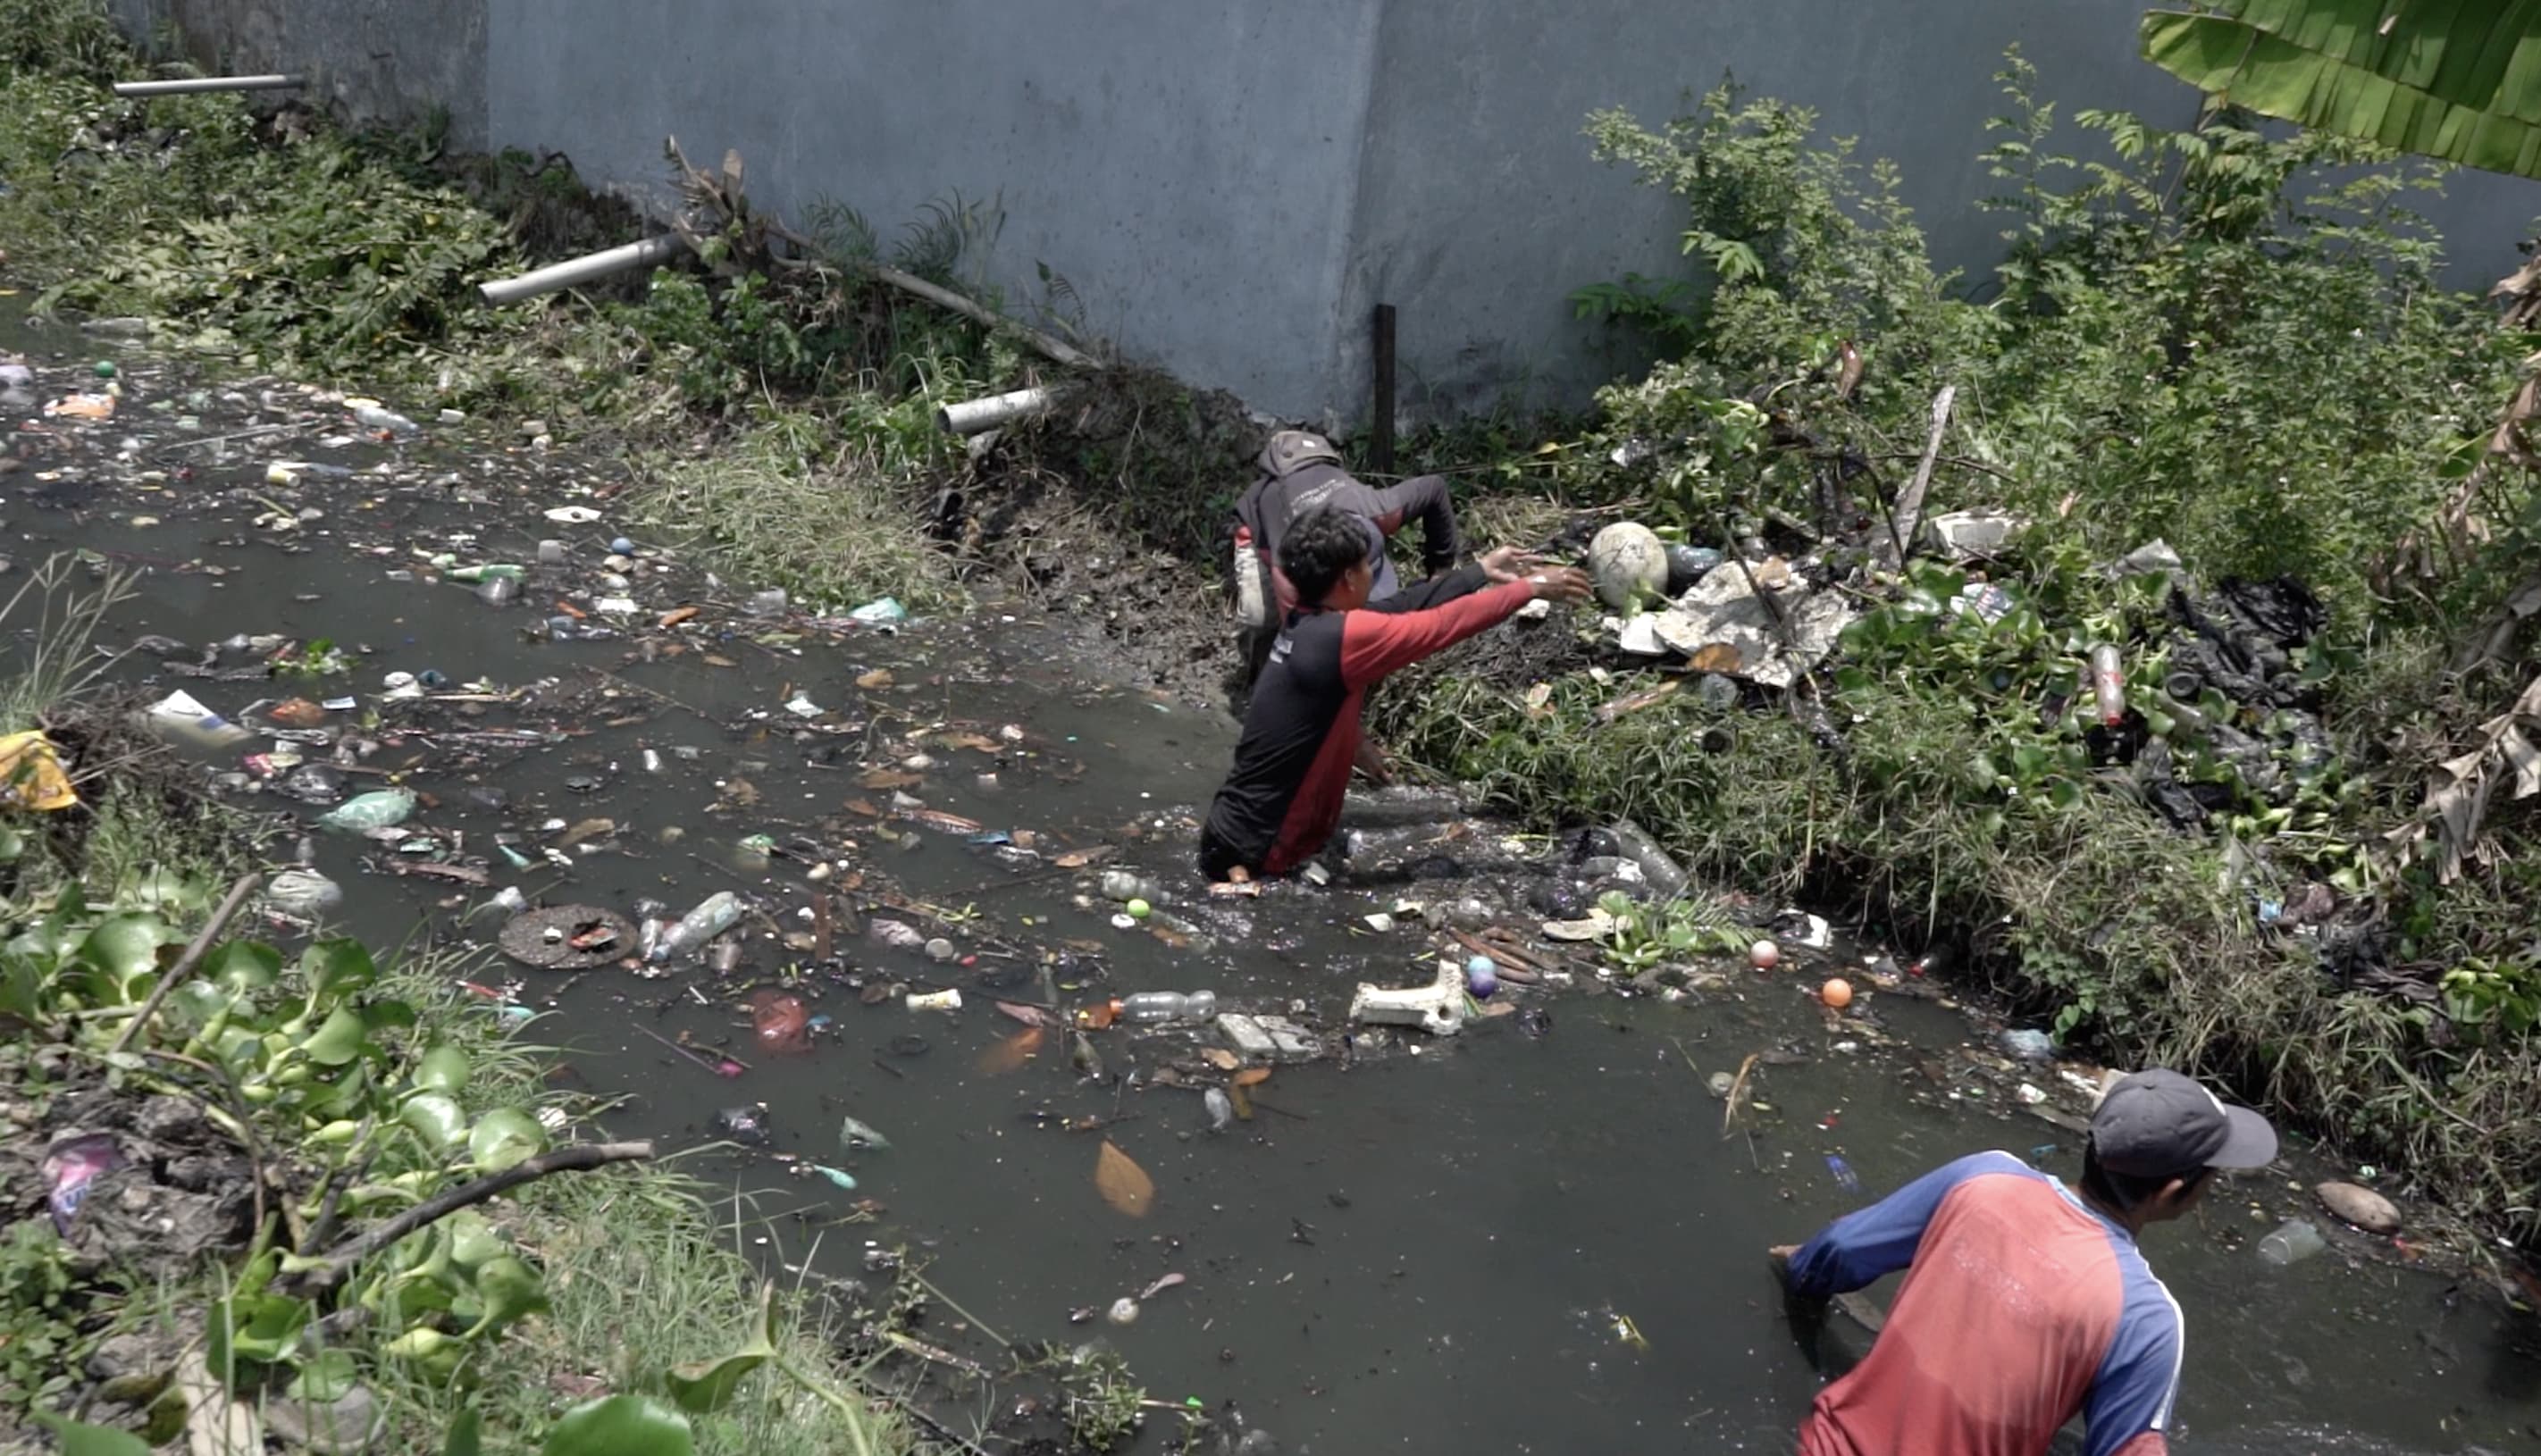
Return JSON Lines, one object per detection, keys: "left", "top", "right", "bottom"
{"left": 1773, "top": 1068, "right": 2280, "bottom": 1456}
{"left": 1200, "top": 506, "right": 1589, "bottom": 883}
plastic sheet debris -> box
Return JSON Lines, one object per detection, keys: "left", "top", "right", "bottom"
{"left": 1614, "top": 560, "right": 1859, "bottom": 690}
{"left": 2000, "top": 1028, "right": 2056, "bottom": 1061}
{"left": 1214, "top": 1013, "right": 1324, "bottom": 1062}
{"left": 143, "top": 689, "right": 251, "bottom": 748}
{"left": 1922, "top": 509, "right": 2027, "bottom": 560}
{"left": 500, "top": 904, "right": 637, "bottom": 969}
{"left": 0, "top": 731, "right": 79, "bottom": 811}
{"left": 849, "top": 597, "right": 910, "bottom": 625}
{"left": 317, "top": 788, "right": 416, "bottom": 833}
{"left": 712, "top": 1103, "right": 772, "bottom": 1145}
{"left": 543, "top": 505, "right": 603, "bottom": 524}
{"left": 264, "top": 867, "right": 344, "bottom": 917}
{"left": 838, "top": 1114, "right": 893, "bottom": 1151}
{"left": 42, "top": 1134, "right": 122, "bottom": 1233}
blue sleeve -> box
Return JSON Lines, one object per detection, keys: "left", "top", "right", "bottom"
{"left": 2082, "top": 1271, "right": 2185, "bottom": 1456}
{"left": 1785, "top": 1151, "right": 2031, "bottom": 1298}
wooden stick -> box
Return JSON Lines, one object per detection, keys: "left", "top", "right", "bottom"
{"left": 871, "top": 263, "right": 1098, "bottom": 371}
{"left": 286, "top": 1141, "right": 655, "bottom": 1293}
{"left": 1881, "top": 385, "right": 1958, "bottom": 568}
{"left": 110, "top": 873, "right": 262, "bottom": 1056}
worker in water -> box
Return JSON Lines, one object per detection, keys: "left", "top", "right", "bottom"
{"left": 1770, "top": 1068, "right": 2281, "bottom": 1456}
{"left": 1229, "top": 429, "right": 1463, "bottom": 694}
{"left": 1200, "top": 506, "right": 1589, "bottom": 883}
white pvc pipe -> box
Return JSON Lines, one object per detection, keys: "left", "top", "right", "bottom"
{"left": 113, "top": 74, "right": 305, "bottom": 96}
{"left": 478, "top": 235, "right": 688, "bottom": 305}
{"left": 937, "top": 385, "right": 1062, "bottom": 436}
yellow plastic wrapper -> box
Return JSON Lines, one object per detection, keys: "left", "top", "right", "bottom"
{"left": 0, "top": 731, "right": 78, "bottom": 811}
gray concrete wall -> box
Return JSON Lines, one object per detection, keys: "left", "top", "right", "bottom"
{"left": 482, "top": 0, "right": 1384, "bottom": 417}
{"left": 120, "top": 0, "right": 2541, "bottom": 425}
{"left": 113, "top": 0, "right": 487, "bottom": 151}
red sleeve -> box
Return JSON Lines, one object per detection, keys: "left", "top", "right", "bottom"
{"left": 2108, "top": 1435, "right": 2168, "bottom": 1456}
{"left": 1337, "top": 581, "right": 1532, "bottom": 689}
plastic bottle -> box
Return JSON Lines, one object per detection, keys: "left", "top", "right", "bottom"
{"left": 317, "top": 788, "right": 416, "bottom": 833}
{"left": 2086, "top": 643, "right": 2126, "bottom": 726}
{"left": 748, "top": 588, "right": 789, "bottom": 616}
{"left": 1117, "top": 990, "right": 1218, "bottom": 1024}
{"left": 351, "top": 403, "right": 421, "bottom": 437}
{"left": 2257, "top": 1219, "right": 2326, "bottom": 1266}
{"left": 536, "top": 539, "right": 567, "bottom": 565}
{"left": 447, "top": 564, "right": 525, "bottom": 584}
{"left": 650, "top": 891, "right": 742, "bottom": 961}
{"left": 475, "top": 575, "right": 518, "bottom": 606}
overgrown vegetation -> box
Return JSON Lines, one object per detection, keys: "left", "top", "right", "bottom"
{"left": 1388, "top": 56, "right": 2541, "bottom": 1246}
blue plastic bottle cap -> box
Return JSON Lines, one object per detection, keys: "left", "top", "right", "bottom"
{"left": 610, "top": 537, "right": 635, "bottom": 556}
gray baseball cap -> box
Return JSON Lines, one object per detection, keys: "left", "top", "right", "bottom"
{"left": 2090, "top": 1069, "right": 2278, "bottom": 1177}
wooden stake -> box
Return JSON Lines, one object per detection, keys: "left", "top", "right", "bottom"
{"left": 1372, "top": 304, "right": 1397, "bottom": 475}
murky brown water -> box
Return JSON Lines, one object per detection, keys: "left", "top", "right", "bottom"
{"left": 5, "top": 305, "right": 2536, "bottom": 1453}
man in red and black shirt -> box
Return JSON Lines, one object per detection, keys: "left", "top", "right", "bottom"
{"left": 1200, "top": 507, "right": 1590, "bottom": 883}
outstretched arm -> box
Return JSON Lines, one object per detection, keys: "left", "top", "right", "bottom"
{"left": 1781, "top": 1151, "right": 2027, "bottom": 1298}
{"left": 1338, "top": 568, "right": 1589, "bottom": 688}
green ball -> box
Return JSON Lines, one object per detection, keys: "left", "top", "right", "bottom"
{"left": 94, "top": 360, "right": 117, "bottom": 379}
{"left": 1125, "top": 898, "right": 1151, "bottom": 919}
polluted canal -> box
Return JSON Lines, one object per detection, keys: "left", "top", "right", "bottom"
{"left": 7, "top": 323, "right": 2539, "bottom": 1454}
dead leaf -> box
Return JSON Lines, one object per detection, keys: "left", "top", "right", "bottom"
{"left": 843, "top": 798, "right": 882, "bottom": 817}
{"left": 994, "top": 1000, "right": 1052, "bottom": 1027}
{"left": 558, "top": 817, "right": 616, "bottom": 847}
{"left": 976, "top": 1025, "right": 1044, "bottom": 1075}
{"left": 857, "top": 668, "right": 894, "bottom": 690}
{"left": 1198, "top": 1048, "right": 1240, "bottom": 1071}
{"left": 1690, "top": 643, "right": 1744, "bottom": 674}
{"left": 901, "top": 807, "right": 985, "bottom": 833}
{"left": 1229, "top": 1084, "right": 1254, "bottom": 1121}
{"left": 859, "top": 768, "right": 923, "bottom": 790}
{"left": 938, "top": 732, "right": 1000, "bottom": 752}
{"left": 701, "top": 653, "right": 738, "bottom": 667}
{"left": 1052, "top": 846, "right": 1114, "bottom": 869}
{"left": 265, "top": 697, "right": 329, "bottom": 728}
{"left": 1231, "top": 1067, "right": 1270, "bottom": 1088}
{"left": 658, "top": 605, "right": 699, "bottom": 628}
{"left": 1094, "top": 1140, "right": 1154, "bottom": 1217}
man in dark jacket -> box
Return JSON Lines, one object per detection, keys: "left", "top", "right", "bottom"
{"left": 1230, "top": 430, "right": 1463, "bottom": 691}
{"left": 1201, "top": 507, "right": 1588, "bottom": 883}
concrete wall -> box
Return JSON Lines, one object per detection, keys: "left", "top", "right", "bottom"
{"left": 120, "top": 0, "right": 2541, "bottom": 425}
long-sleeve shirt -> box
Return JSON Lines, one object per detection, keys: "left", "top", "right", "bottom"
{"left": 1786, "top": 1151, "right": 2185, "bottom": 1456}
{"left": 1234, "top": 464, "right": 1462, "bottom": 615}
{"left": 1202, "top": 567, "right": 1528, "bottom": 876}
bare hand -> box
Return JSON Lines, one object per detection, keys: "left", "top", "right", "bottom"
{"left": 1524, "top": 566, "right": 1593, "bottom": 605}
{"left": 1479, "top": 546, "right": 1544, "bottom": 584}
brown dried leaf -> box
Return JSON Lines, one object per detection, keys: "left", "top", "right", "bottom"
{"left": 1094, "top": 1140, "right": 1154, "bottom": 1218}
{"left": 857, "top": 668, "right": 894, "bottom": 690}
{"left": 938, "top": 732, "right": 1000, "bottom": 753}
{"left": 1198, "top": 1048, "right": 1240, "bottom": 1071}
{"left": 860, "top": 768, "right": 923, "bottom": 790}
{"left": 1690, "top": 643, "right": 1744, "bottom": 674}
{"left": 1052, "top": 846, "right": 1114, "bottom": 869}
{"left": 1231, "top": 1067, "right": 1270, "bottom": 1088}
{"left": 976, "top": 1025, "right": 1044, "bottom": 1075}
{"left": 702, "top": 653, "right": 738, "bottom": 668}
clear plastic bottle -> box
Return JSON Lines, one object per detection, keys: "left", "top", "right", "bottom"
{"left": 351, "top": 403, "right": 421, "bottom": 437}
{"left": 475, "top": 575, "right": 518, "bottom": 606}
{"left": 1117, "top": 990, "right": 1217, "bottom": 1024}
{"left": 1101, "top": 870, "right": 1163, "bottom": 904}
{"left": 2257, "top": 1218, "right": 2326, "bottom": 1266}
{"left": 2086, "top": 643, "right": 2126, "bottom": 726}
{"left": 651, "top": 891, "right": 743, "bottom": 961}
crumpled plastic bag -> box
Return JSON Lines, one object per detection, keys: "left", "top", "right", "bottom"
{"left": 0, "top": 731, "right": 78, "bottom": 811}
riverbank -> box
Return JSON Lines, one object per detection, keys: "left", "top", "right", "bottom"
{"left": 5, "top": 0, "right": 2535, "bottom": 1326}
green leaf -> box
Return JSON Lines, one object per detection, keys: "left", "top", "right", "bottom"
{"left": 302, "top": 1004, "right": 369, "bottom": 1067}
{"left": 206, "top": 1293, "right": 310, "bottom": 1385}
{"left": 286, "top": 1348, "right": 360, "bottom": 1403}
{"left": 666, "top": 1284, "right": 777, "bottom": 1414}
{"left": 299, "top": 938, "right": 378, "bottom": 1000}
{"left": 467, "top": 1109, "right": 548, "bottom": 1171}
{"left": 446, "top": 1211, "right": 505, "bottom": 1269}
{"left": 2140, "top": 4, "right": 2541, "bottom": 180}
{"left": 33, "top": 1415, "right": 152, "bottom": 1456}
{"left": 443, "top": 1409, "right": 483, "bottom": 1456}
{"left": 541, "top": 1395, "right": 695, "bottom": 1456}
{"left": 399, "top": 1092, "right": 466, "bottom": 1150}
{"left": 414, "top": 1045, "right": 471, "bottom": 1095}
{"left": 80, "top": 912, "right": 172, "bottom": 987}
{"left": 465, "top": 1255, "right": 549, "bottom": 1335}
{"left": 207, "top": 940, "right": 282, "bottom": 993}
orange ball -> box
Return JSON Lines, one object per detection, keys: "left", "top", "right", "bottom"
{"left": 1820, "top": 977, "right": 1854, "bottom": 1009}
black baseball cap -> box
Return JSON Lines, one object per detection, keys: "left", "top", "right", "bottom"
{"left": 2089, "top": 1069, "right": 2278, "bottom": 1177}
